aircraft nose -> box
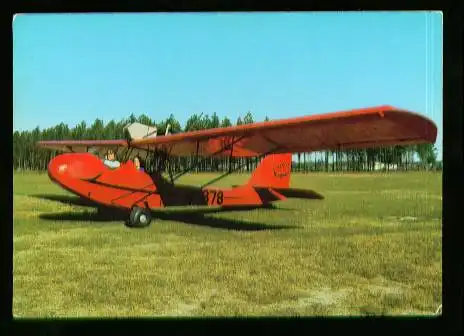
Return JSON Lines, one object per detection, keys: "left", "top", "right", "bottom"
{"left": 48, "top": 153, "right": 106, "bottom": 181}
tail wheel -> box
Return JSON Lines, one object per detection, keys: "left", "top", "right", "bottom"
{"left": 126, "top": 206, "right": 152, "bottom": 228}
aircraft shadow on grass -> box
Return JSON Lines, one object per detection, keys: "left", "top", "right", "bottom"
{"left": 33, "top": 194, "right": 299, "bottom": 231}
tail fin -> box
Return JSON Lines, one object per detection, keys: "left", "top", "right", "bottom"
{"left": 247, "top": 153, "right": 292, "bottom": 188}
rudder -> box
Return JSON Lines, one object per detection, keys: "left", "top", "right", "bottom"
{"left": 247, "top": 153, "right": 292, "bottom": 188}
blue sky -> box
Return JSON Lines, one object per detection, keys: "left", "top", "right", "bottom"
{"left": 13, "top": 12, "right": 443, "bottom": 159}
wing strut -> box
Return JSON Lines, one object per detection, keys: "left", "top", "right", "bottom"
{"left": 123, "top": 147, "right": 134, "bottom": 162}
{"left": 166, "top": 145, "right": 176, "bottom": 184}
{"left": 200, "top": 146, "right": 282, "bottom": 189}
{"left": 171, "top": 135, "right": 247, "bottom": 182}
{"left": 228, "top": 137, "right": 234, "bottom": 174}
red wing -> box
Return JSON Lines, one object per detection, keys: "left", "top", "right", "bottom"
{"left": 37, "top": 139, "right": 128, "bottom": 154}
{"left": 130, "top": 105, "right": 437, "bottom": 157}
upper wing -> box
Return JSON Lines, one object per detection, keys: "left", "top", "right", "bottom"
{"left": 37, "top": 105, "right": 437, "bottom": 158}
{"left": 37, "top": 139, "right": 128, "bottom": 155}
{"left": 130, "top": 105, "right": 437, "bottom": 157}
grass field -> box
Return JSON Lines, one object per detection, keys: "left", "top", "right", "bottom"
{"left": 13, "top": 171, "right": 442, "bottom": 317}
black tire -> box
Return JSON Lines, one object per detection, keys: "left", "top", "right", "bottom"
{"left": 126, "top": 206, "right": 152, "bottom": 228}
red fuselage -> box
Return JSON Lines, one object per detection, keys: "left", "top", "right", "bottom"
{"left": 47, "top": 153, "right": 290, "bottom": 211}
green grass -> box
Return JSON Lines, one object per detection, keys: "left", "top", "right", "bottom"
{"left": 13, "top": 171, "right": 442, "bottom": 317}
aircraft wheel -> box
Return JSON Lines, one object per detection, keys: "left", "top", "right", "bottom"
{"left": 126, "top": 206, "right": 152, "bottom": 228}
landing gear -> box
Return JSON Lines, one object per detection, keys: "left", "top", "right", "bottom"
{"left": 126, "top": 206, "right": 152, "bottom": 228}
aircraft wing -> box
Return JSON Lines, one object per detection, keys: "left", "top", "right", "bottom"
{"left": 37, "top": 105, "right": 437, "bottom": 158}
{"left": 130, "top": 105, "right": 437, "bottom": 157}
{"left": 37, "top": 139, "right": 129, "bottom": 155}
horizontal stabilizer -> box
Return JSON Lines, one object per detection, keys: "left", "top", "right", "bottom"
{"left": 254, "top": 187, "right": 324, "bottom": 200}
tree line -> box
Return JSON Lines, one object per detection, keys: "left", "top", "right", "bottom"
{"left": 13, "top": 112, "right": 441, "bottom": 173}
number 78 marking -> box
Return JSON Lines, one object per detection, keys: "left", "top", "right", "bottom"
{"left": 203, "top": 190, "right": 224, "bottom": 205}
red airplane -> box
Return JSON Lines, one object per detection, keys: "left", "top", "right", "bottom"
{"left": 38, "top": 105, "right": 437, "bottom": 228}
